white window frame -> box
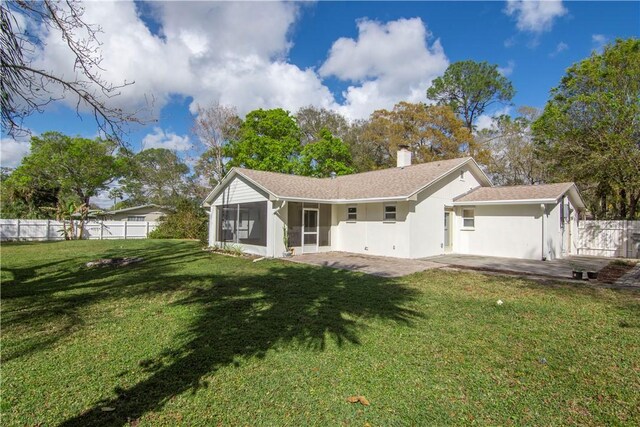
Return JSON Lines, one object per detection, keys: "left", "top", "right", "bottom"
{"left": 347, "top": 205, "right": 357, "bottom": 222}
{"left": 462, "top": 208, "right": 475, "bottom": 229}
{"left": 384, "top": 204, "right": 397, "bottom": 222}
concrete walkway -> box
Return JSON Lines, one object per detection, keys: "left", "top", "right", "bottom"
{"left": 288, "top": 252, "right": 443, "bottom": 277}
{"left": 426, "top": 254, "right": 612, "bottom": 281}
{"left": 288, "top": 251, "right": 615, "bottom": 281}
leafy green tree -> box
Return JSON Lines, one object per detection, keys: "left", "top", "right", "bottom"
{"left": 295, "top": 106, "right": 350, "bottom": 145}
{"left": 340, "top": 118, "right": 383, "bottom": 173}
{"left": 1, "top": 166, "right": 60, "bottom": 218}
{"left": 120, "top": 148, "right": 191, "bottom": 207}
{"left": 363, "top": 102, "right": 483, "bottom": 168}
{"left": 297, "top": 128, "right": 355, "bottom": 177}
{"left": 478, "top": 106, "right": 545, "bottom": 186}
{"left": 533, "top": 38, "right": 640, "bottom": 219}
{"left": 149, "top": 199, "right": 208, "bottom": 243}
{"left": 225, "top": 108, "right": 301, "bottom": 174}
{"left": 6, "top": 132, "right": 123, "bottom": 219}
{"left": 427, "top": 60, "right": 515, "bottom": 130}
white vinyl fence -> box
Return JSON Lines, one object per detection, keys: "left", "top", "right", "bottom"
{"left": 0, "top": 219, "right": 159, "bottom": 241}
{"left": 576, "top": 220, "right": 640, "bottom": 258}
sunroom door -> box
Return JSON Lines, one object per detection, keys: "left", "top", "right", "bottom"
{"left": 302, "top": 208, "right": 319, "bottom": 253}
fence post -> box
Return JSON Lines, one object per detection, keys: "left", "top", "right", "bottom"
{"left": 146, "top": 221, "right": 150, "bottom": 237}
{"left": 124, "top": 221, "right": 127, "bottom": 240}
{"left": 100, "top": 220, "right": 104, "bottom": 240}
{"left": 16, "top": 219, "right": 21, "bottom": 241}
{"left": 46, "top": 219, "right": 50, "bottom": 241}
{"left": 625, "top": 220, "right": 629, "bottom": 258}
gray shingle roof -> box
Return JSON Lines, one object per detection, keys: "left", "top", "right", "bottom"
{"left": 235, "top": 157, "right": 475, "bottom": 201}
{"left": 454, "top": 183, "right": 575, "bottom": 203}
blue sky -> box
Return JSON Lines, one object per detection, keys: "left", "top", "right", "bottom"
{"left": 2, "top": 1, "right": 639, "bottom": 202}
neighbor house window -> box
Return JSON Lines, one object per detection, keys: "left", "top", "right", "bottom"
{"left": 347, "top": 206, "right": 357, "bottom": 221}
{"left": 462, "top": 209, "right": 475, "bottom": 228}
{"left": 384, "top": 204, "right": 397, "bottom": 221}
{"left": 127, "top": 216, "right": 145, "bottom": 221}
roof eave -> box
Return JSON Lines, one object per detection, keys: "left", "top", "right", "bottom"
{"left": 279, "top": 195, "right": 409, "bottom": 204}
{"left": 566, "top": 184, "right": 587, "bottom": 210}
{"left": 453, "top": 198, "right": 558, "bottom": 206}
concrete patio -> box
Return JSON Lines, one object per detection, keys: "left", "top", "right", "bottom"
{"left": 425, "top": 254, "right": 613, "bottom": 281}
{"left": 287, "top": 252, "right": 443, "bottom": 277}
{"left": 288, "top": 251, "right": 615, "bottom": 281}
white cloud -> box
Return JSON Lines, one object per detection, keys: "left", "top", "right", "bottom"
{"left": 549, "top": 41, "right": 569, "bottom": 57}
{"left": 505, "top": 0, "right": 567, "bottom": 33}
{"left": 30, "top": 1, "right": 322, "bottom": 118}
{"left": 475, "top": 106, "right": 512, "bottom": 132}
{"left": 0, "top": 137, "right": 31, "bottom": 169}
{"left": 29, "top": 2, "right": 451, "bottom": 124}
{"left": 320, "top": 18, "right": 449, "bottom": 119}
{"left": 592, "top": 34, "right": 608, "bottom": 52}
{"left": 498, "top": 60, "right": 516, "bottom": 76}
{"left": 142, "top": 127, "right": 191, "bottom": 151}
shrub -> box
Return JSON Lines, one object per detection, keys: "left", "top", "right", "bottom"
{"left": 149, "top": 199, "right": 208, "bottom": 243}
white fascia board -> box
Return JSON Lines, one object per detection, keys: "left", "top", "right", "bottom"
{"left": 106, "top": 204, "right": 169, "bottom": 214}
{"left": 566, "top": 185, "right": 587, "bottom": 210}
{"left": 453, "top": 198, "right": 558, "bottom": 206}
{"left": 279, "top": 196, "right": 409, "bottom": 204}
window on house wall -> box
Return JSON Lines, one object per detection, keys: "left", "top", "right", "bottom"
{"left": 127, "top": 216, "right": 145, "bottom": 221}
{"left": 384, "top": 204, "right": 397, "bottom": 221}
{"left": 347, "top": 206, "right": 357, "bottom": 221}
{"left": 217, "top": 201, "right": 267, "bottom": 246}
{"left": 462, "top": 208, "right": 475, "bottom": 228}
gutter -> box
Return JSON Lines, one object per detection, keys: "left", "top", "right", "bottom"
{"left": 453, "top": 198, "right": 558, "bottom": 206}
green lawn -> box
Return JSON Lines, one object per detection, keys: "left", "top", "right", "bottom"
{"left": 1, "top": 240, "right": 639, "bottom": 426}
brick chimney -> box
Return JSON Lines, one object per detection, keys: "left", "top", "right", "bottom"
{"left": 397, "top": 145, "right": 412, "bottom": 168}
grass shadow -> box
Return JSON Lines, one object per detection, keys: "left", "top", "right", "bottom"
{"left": 58, "top": 262, "right": 419, "bottom": 426}
{"left": 2, "top": 241, "right": 419, "bottom": 426}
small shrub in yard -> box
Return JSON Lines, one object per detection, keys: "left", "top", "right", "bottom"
{"left": 149, "top": 199, "right": 208, "bottom": 243}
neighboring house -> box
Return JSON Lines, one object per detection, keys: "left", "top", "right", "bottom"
{"left": 202, "top": 148, "right": 585, "bottom": 260}
{"left": 104, "top": 204, "right": 173, "bottom": 222}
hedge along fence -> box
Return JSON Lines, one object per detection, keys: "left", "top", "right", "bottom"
{"left": 0, "top": 219, "right": 159, "bottom": 241}
{"left": 576, "top": 220, "right": 640, "bottom": 259}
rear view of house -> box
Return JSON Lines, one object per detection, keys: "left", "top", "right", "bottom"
{"left": 202, "top": 148, "right": 585, "bottom": 260}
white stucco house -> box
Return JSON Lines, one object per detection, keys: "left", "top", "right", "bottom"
{"left": 202, "top": 148, "right": 585, "bottom": 260}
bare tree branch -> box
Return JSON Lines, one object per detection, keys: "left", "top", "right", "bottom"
{"left": 1, "top": 0, "right": 151, "bottom": 141}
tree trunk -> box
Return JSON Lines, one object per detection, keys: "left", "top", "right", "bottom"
{"left": 629, "top": 190, "right": 639, "bottom": 220}
{"left": 599, "top": 193, "right": 607, "bottom": 219}
{"left": 619, "top": 188, "right": 628, "bottom": 219}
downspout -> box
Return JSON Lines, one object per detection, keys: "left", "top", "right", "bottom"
{"left": 271, "top": 201, "right": 276, "bottom": 258}
{"left": 540, "top": 203, "right": 546, "bottom": 261}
